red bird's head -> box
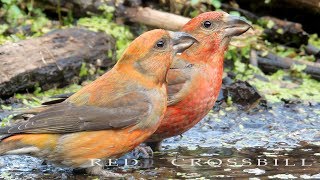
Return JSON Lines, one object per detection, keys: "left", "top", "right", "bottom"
{"left": 182, "top": 11, "right": 252, "bottom": 55}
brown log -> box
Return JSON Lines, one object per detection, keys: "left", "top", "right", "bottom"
{"left": 256, "top": 51, "right": 320, "bottom": 80}
{"left": 0, "top": 28, "right": 115, "bottom": 98}
{"left": 35, "top": 0, "right": 190, "bottom": 31}
{"left": 305, "top": 44, "right": 320, "bottom": 58}
{"left": 124, "top": 7, "right": 190, "bottom": 30}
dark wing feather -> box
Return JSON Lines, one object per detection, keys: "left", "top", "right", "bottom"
{"left": 0, "top": 92, "right": 151, "bottom": 135}
{"left": 41, "top": 92, "right": 74, "bottom": 105}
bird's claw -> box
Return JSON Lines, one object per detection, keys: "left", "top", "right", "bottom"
{"left": 132, "top": 145, "right": 154, "bottom": 159}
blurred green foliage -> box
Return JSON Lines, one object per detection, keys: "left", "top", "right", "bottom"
{"left": 77, "top": 5, "right": 133, "bottom": 58}
{"left": 189, "top": 0, "right": 222, "bottom": 17}
{"left": 0, "top": 0, "right": 319, "bottom": 105}
{"left": 0, "top": 0, "right": 51, "bottom": 43}
{"left": 13, "top": 83, "right": 82, "bottom": 107}
{"left": 0, "top": 2, "right": 133, "bottom": 59}
{"left": 309, "top": 34, "right": 320, "bottom": 49}
{"left": 225, "top": 35, "right": 320, "bottom": 103}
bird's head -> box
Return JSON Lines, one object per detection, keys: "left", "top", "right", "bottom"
{"left": 182, "top": 11, "right": 252, "bottom": 54}
{"left": 116, "top": 29, "right": 197, "bottom": 85}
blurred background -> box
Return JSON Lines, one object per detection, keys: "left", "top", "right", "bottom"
{"left": 0, "top": 0, "right": 320, "bottom": 106}
{"left": 0, "top": 0, "right": 320, "bottom": 179}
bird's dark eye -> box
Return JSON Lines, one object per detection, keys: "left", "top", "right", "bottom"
{"left": 156, "top": 40, "right": 165, "bottom": 48}
{"left": 203, "top": 21, "right": 212, "bottom": 29}
{"left": 154, "top": 39, "right": 166, "bottom": 50}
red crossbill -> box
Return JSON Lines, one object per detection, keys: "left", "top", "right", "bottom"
{"left": 146, "top": 12, "right": 252, "bottom": 150}
{"left": 0, "top": 29, "right": 197, "bottom": 176}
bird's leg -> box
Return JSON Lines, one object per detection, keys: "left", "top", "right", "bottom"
{"left": 132, "top": 144, "right": 154, "bottom": 159}
{"left": 85, "top": 165, "right": 123, "bottom": 177}
{"left": 146, "top": 141, "right": 162, "bottom": 152}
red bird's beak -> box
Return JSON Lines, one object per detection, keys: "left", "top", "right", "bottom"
{"left": 222, "top": 15, "right": 252, "bottom": 37}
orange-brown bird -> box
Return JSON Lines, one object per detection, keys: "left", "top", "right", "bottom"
{"left": 145, "top": 11, "right": 252, "bottom": 150}
{"left": 0, "top": 29, "right": 196, "bottom": 176}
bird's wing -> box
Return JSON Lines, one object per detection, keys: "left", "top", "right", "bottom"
{"left": 167, "top": 58, "right": 194, "bottom": 106}
{"left": 0, "top": 92, "right": 151, "bottom": 135}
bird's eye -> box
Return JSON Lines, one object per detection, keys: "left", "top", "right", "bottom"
{"left": 154, "top": 39, "right": 166, "bottom": 49}
{"left": 156, "top": 40, "right": 165, "bottom": 48}
{"left": 203, "top": 21, "right": 212, "bottom": 29}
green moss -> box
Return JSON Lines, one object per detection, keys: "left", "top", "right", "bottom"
{"left": 226, "top": 96, "right": 233, "bottom": 106}
{"left": 228, "top": 56, "right": 320, "bottom": 103}
{"left": 1, "top": 105, "right": 12, "bottom": 110}
{"left": 309, "top": 34, "right": 320, "bottom": 49}
{"left": 0, "top": 0, "right": 51, "bottom": 43}
{"left": 248, "top": 70, "right": 320, "bottom": 103}
{"left": 226, "top": 39, "right": 320, "bottom": 103}
{"left": 268, "top": 44, "right": 316, "bottom": 62}
{"left": 37, "top": 84, "right": 82, "bottom": 97}
{"left": 1, "top": 115, "right": 13, "bottom": 127}
{"left": 77, "top": 5, "right": 133, "bottom": 59}
{"left": 79, "top": 62, "right": 89, "bottom": 77}
{"left": 14, "top": 84, "right": 82, "bottom": 107}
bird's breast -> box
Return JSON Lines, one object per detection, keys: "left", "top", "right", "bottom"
{"left": 149, "top": 62, "right": 223, "bottom": 141}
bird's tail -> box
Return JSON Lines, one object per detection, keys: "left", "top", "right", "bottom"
{"left": 0, "top": 134, "right": 11, "bottom": 141}
{"left": 1, "top": 106, "right": 52, "bottom": 155}
{"left": 0, "top": 135, "right": 16, "bottom": 155}
{"left": 0, "top": 135, "right": 34, "bottom": 155}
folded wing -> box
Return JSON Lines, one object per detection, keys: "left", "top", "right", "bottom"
{"left": 0, "top": 92, "right": 151, "bottom": 136}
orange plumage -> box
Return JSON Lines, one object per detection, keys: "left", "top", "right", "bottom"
{"left": 0, "top": 29, "right": 196, "bottom": 176}
{"left": 146, "top": 11, "right": 252, "bottom": 149}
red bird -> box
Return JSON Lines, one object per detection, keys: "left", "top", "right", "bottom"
{"left": 146, "top": 11, "right": 252, "bottom": 150}
{"left": 0, "top": 29, "right": 196, "bottom": 176}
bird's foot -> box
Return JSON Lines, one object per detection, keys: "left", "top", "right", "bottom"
{"left": 132, "top": 145, "right": 154, "bottom": 159}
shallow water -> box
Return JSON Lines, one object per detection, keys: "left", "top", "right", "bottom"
{"left": 0, "top": 103, "right": 320, "bottom": 179}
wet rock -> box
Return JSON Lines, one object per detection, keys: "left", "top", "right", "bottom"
{"left": 222, "top": 80, "right": 263, "bottom": 109}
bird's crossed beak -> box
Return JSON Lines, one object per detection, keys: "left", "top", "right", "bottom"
{"left": 222, "top": 14, "right": 253, "bottom": 37}
{"left": 169, "top": 31, "right": 198, "bottom": 54}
